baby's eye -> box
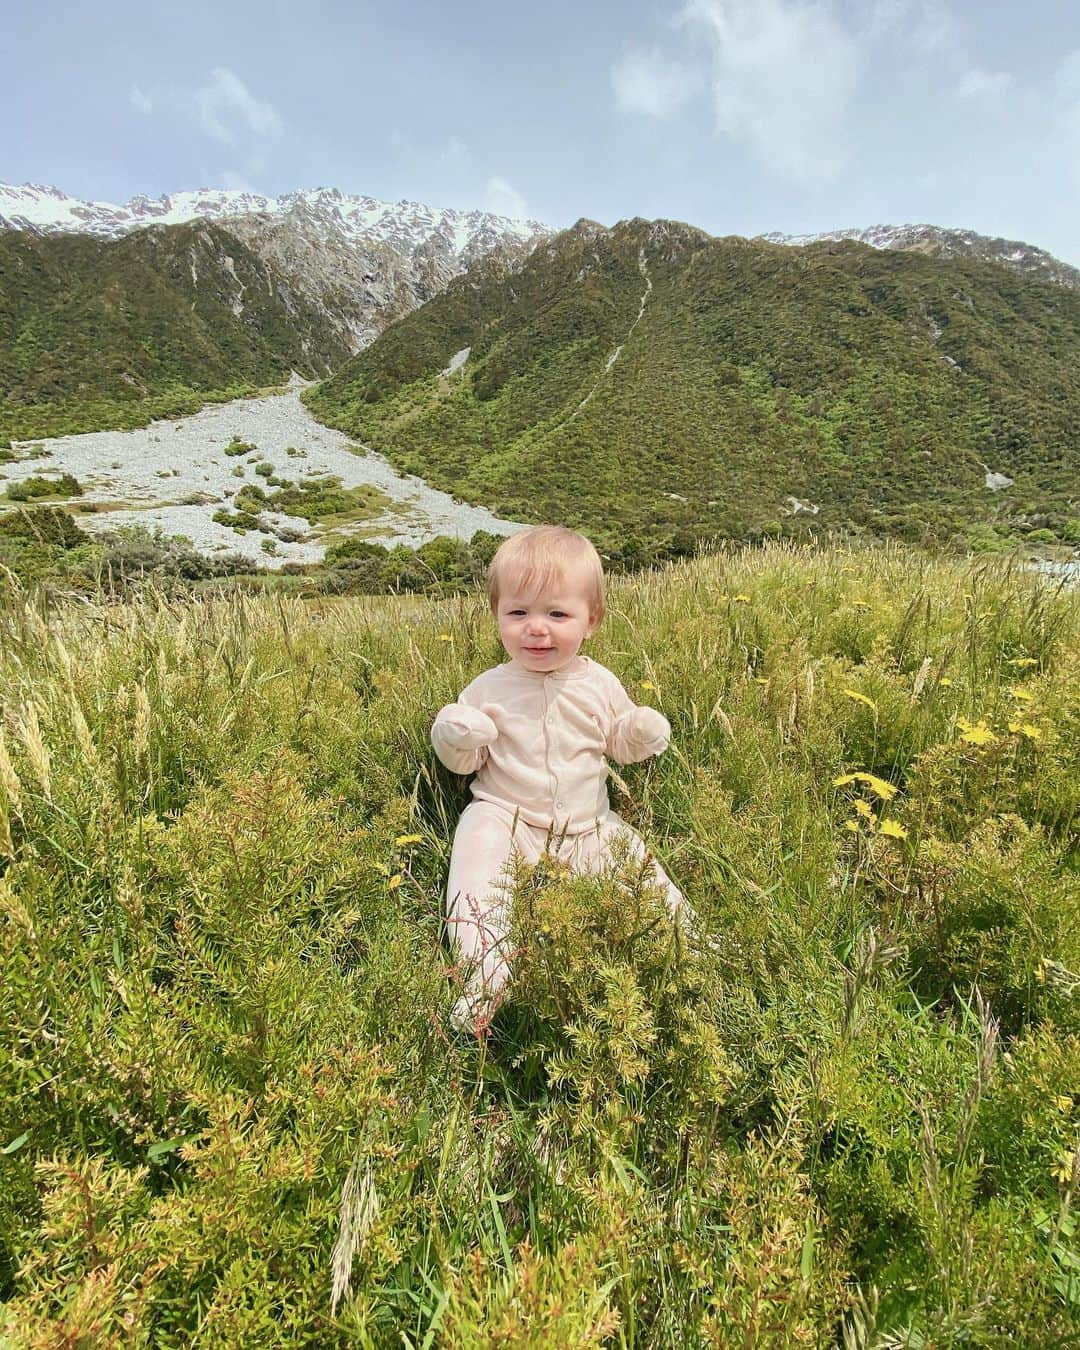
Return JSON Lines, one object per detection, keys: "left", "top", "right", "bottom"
{"left": 550, "top": 611, "right": 568, "bottom": 618}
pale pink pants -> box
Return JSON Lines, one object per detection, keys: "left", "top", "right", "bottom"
{"left": 445, "top": 798, "right": 688, "bottom": 1009}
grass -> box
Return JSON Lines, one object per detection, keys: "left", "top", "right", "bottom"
{"left": 0, "top": 540, "right": 1077, "bottom": 1345}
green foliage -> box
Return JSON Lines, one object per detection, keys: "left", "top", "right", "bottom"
{"left": 223, "top": 438, "right": 256, "bottom": 457}
{"left": 0, "top": 543, "right": 1077, "bottom": 1343}
{"left": 6, "top": 473, "right": 82, "bottom": 502}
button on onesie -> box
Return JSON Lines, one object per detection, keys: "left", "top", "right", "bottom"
{"left": 432, "top": 654, "right": 688, "bottom": 1017}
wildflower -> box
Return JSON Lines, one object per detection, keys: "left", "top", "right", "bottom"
{"left": 957, "top": 718, "right": 997, "bottom": 747}
{"left": 1007, "top": 656, "right": 1038, "bottom": 667}
{"left": 854, "top": 800, "right": 875, "bottom": 820}
{"left": 437, "top": 633, "right": 453, "bottom": 642}
{"left": 842, "top": 689, "right": 878, "bottom": 712}
{"left": 640, "top": 680, "right": 656, "bottom": 691}
{"left": 387, "top": 874, "right": 403, "bottom": 890}
{"left": 733, "top": 594, "right": 751, "bottom": 603}
{"left": 878, "top": 819, "right": 909, "bottom": 841}
{"left": 843, "top": 820, "right": 861, "bottom": 833}
{"left": 1008, "top": 687, "right": 1035, "bottom": 703}
{"left": 1008, "top": 721, "right": 1042, "bottom": 740}
{"left": 1057, "top": 1097, "right": 1074, "bottom": 1114}
{"left": 1052, "top": 1151, "right": 1077, "bottom": 1186}
{"left": 851, "top": 600, "right": 872, "bottom": 610}
{"left": 372, "top": 862, "right": 390, "bottom": 877}
{"left": 753, "top": 676, "right": 769, "bottom": 685}
{"left": 832, "top": 771, "right": 897, "bottom": 801}
{"left": 395, "top": 834, "right": 423, "bottom": 847}
{"left": 1035, "top": 962, "right": 1047, "bottom": 984}
{"left": 939, "top": 677, "right": 953, "bottom": 687}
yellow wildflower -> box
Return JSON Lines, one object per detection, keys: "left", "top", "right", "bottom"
{"left": 854, "top": 800, "right": 875, "bottom": 820}
{"left": 1009, "top": 687, "right": 1035, "bottom": 702}
{"left": 1057, "top": 1097, "right": 1074, "bottom": 1114}
{"left": 437, "top": 633, "right": 453, "bottom": 642}
{"left": 939, "top": 677, "right": 953, "bottom": 687}
{"left": 957, "top": 718, "right": 997, "bottom": 747}
{"left": 733, "top": 594, "right": 751, "bottom": 603}
{"left": 878, "top": 819, "right": 909, "bottom": 841}
{"left": 1052, "top": 1152, "right": 1077, "bottom": 1186}
{"left": 395, "top": 834, "right": 423, "bottom": 847}
{"left": 843, "top": 820, "right": 861, "bottom": 833}
{"left": 640, "top": 680, "right": 656, "bottom": 691}
{"left": 1008, "top": 721, "right": 1042, "bottom": 740}
{"left": 387, "top": 874, "right": 403, "bottom": 890}
{"left": 1007, "top": 656, "right": 1038, "bottom": 667}
{"left": 842, "top": 689, "right": 878, "bottom": 711}
{"left": 753, "top": 676, "right": 769, "bottom": 685}
{"left": 851, "top": 600, "right": 872, "bottom": 610}
{"left": 832, "top": 771, "right": 898, "bottom": 801}
{"left": 372, "top": 862, "right": 390, "bottom": 877}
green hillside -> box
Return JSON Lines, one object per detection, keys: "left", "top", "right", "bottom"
{"left": 307, "top": 219, "right": 1080, "bottom": 557}
{"left": 0, "top": 223, "right": 350, "bottom": 441}
{"left": 1, "top": 544, "right": 1078, "bottom": 1341}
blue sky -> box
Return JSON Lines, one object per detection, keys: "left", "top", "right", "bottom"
{"left": 6, "top": 0, "right": 1080, "bottom": 263}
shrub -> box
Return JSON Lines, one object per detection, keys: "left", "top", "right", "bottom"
{"left": 7, "top": 474, "right": 82, "bottom": 502}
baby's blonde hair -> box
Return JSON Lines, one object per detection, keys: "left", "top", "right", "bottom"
{"left": 487, "top": 525, "right": 606, "bottom": 625}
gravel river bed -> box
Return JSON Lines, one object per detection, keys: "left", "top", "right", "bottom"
{"left": 4, "top": 384, "right": 526, "bottom": 569}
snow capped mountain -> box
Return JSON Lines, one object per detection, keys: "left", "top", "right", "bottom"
{"left": 0, "top": 181, "right": 555, "bottom": 357}
{"left": 0, "top": 182, "right": 549, "bottom": 261}
{"left": 760, "top": 223, "right": 1080, "bottom": 290}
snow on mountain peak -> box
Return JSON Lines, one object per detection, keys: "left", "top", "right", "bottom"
{"left": 0, "top": 181, "right": 551, "bottom": 261}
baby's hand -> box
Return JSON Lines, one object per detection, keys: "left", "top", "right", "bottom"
{"left": 630, "top": 704, "right": 670, "bottom": 750}
{"left": 434, "top": 703, "right": 500, "bottom": 750}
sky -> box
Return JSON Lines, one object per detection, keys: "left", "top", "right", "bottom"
{"left": 5, "top": 0, "right": 1080, "bottom": 264}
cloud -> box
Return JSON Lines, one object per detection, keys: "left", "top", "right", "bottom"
{"left": 956, "top": 68, "right": 1013, "bottom": 100}
{"left": 1054, "top": 49, "right": 1080, "bottom": 169}
{"left": 611, "top": 47, "right": 702, "bottom": 117}
{"left": 129, "top": 85, "right": 153, "bottom": 115}
{"left": 484, "top": 175, "right": 528, "bottom": 219}
{"left": 220, "top": 169, "right": 260, "bottom": 192}
{"left": 439, "top": 137, "right": 473, "bottom": 168}
{"left": 680, "top": 0, "right": 859, "bottom": 181}
{"left": 864, "top": 0, "right": 964, "bottom": 55}
{"left": 195, "top": 67, "right": 282, "bottom": 146}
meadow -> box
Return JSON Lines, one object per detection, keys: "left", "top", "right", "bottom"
{"left": 0, "top": 540, "right": 1077, "bottom": 1346}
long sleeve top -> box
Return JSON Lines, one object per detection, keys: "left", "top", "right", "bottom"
{"left": 430, "top": 654, "right": 671, "bottom": 833}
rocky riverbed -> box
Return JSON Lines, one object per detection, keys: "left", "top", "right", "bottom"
{"left": 3, "top": 382, "right": 527, "bottom": 569}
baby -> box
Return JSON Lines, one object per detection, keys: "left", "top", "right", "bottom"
{"left": 431, "top": 524, "right": 692, "bottom": 1034}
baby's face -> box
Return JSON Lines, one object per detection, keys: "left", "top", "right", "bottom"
{"left": 496, "top": 570, "right": 597, "bottom": 673}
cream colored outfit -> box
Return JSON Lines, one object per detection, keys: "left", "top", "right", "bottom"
{"left": 431, "top": 654, "right": 688, "bottom": 1024}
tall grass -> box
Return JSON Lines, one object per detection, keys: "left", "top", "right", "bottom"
{"left": 1, "top": 541, "right": 1078, "bottom": 1346}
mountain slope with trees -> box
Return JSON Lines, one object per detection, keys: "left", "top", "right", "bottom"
{"left": 0, "top": 221, "right": 351, "bottom": 441}
{"left": 307, "top": 218, "right": 1080, "bottom": 557}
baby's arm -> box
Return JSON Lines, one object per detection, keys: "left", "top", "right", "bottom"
{"left": 431, "top": 687, "right": 500, "bottom": 775}
{"left": 606, "top": 677, "right": 671, "bottom": 765}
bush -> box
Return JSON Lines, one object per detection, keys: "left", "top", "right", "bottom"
{"left": 0, "top": 506, "right": 88, "bottom": 549}
{"left": 7, "top": 474, "right": 82, "bottom": 502}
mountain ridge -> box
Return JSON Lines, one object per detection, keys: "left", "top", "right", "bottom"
{"left": 306, "top": 214, "right": 1080, "bottom": 553}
